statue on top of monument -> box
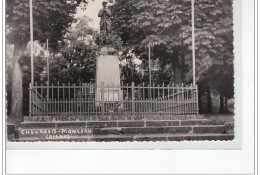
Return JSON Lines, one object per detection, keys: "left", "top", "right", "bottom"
{"left": 98, "top": 1, "right": 111, "bottom": 34}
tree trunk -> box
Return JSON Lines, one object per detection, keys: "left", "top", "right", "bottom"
{"left": 173, "top": 66, "right": 182, "bottom": 85}
{"left": 207, "top": 87, "right": 212, "bottom": 113}
{"left": 224, "top": 95, "right": 228, "bottom": 113}
{"left": 219, "top": 91, "right": 224, "bottom": 113}
{"left": 198, "top": 91, "right": 203, "bottom": 113}
{"left": 169, "top": 68, "right": 174, "bottom": 86}
{"left": 10, "top": 40, "right": 28, "bottom": 124}
{"left": 11, "top": 60, "right": 24, "bottom": 124}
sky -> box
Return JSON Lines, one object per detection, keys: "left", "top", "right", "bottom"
{"left": 75, "top": 0, "right": 103, "bottom": 31}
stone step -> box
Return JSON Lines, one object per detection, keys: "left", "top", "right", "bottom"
{"left": 12, "top": 134, "right": 234, "bottom": 142}
{"left": 16, "top": 125, "right": 226, "bottom": 139}
{"left": 224, "top": 122, "right": 234, "bottom": 134}
{"left": 94, "top": 125, "right": 225, "bottom": 135}
{"left": 7, "top": 124, "right": 15, "bottom": 140}
{"left": 20, "top": 119, "right": 225, "bottom": 129}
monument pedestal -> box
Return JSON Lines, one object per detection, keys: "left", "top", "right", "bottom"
{"left": 95, "top": 46, "right": 122, "bottom": 103}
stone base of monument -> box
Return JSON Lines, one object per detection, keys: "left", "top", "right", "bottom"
{"left": 10, "top": 116, "right": 234, "bottom": 142}
{"left": 95, "top": 46, "right": 123, "bottom": 105}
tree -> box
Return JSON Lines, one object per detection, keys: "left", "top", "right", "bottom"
{"left": 110, "top": 0, "right": 234, "bottom": 113}
{"left": 189, "top": 0, "right": 234, "bottom": 113}
{"left": 120, "top": 65, "right": 143, "bottom": 85}
{"left": 6, "top": 0, "right": 84, "bottom": 123}
{"left": 50, "top": 17, "right": 98, "bottom": 84}
{"left": 110, "top": 0, "right": 194, "bottom": 84}
{"left": 6, "top": 42, "right": 49, "bottom": 117}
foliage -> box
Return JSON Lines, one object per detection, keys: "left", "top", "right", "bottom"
{"left": 120, "top": 64, "right": 143, "bottom": 85}
{"left": 111, "top": 0, "right": 189, "bottom": 56}
{"left": 95, "top": 31, "right": 123, "bottom": 52}
{"left": 110, "top": 0, "right": 234, "bottom": 113}
{"left": 111, "top": 0, "right": 233, "bottom": 73}
{"left": 6, "top": 0, "right": 87, "bottom": 123}
{"left": 49, "top": 17, "right": 98, "bottom": 84}
{"left": 6, "top": 0, "right": 81, "bottom": 51}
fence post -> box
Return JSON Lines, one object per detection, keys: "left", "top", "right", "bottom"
{"left": 131, "top": 82, "right": 135, "bottom": 115}
{"left": 101, "top": 82, "right": 105, "bottom": 116}
{"left": 196, "top": 85, "right": 199, "bottom": 115}
{"left": 181, "top": 83, "right": 184, "bottom": 114}
{"left": 29, "top": 83, "right": 32, "bottom": 117}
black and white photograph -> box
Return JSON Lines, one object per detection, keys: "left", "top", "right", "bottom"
{"left": 6, "top": 0, "right": 235, "bottom": 142}
{"left": 3, "top": 0, "right": 258, "bottom": 174}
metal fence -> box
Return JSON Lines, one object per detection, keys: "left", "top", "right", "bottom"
{"left": 29, "top": 82, "right": 199, "bottom": 117}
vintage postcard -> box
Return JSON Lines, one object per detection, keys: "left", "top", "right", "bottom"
{"left": 4, "top": 0, "right": 257, "bottom": 174}
{"left": 5, "top": 0, "right": 238, "bottom": 146}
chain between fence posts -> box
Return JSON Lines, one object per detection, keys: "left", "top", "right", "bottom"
{"left": 131, "top": 82, "right": 135, "bottom": 115}
{"left": 29, "top": 83, "right": 32, "bottom": 117}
